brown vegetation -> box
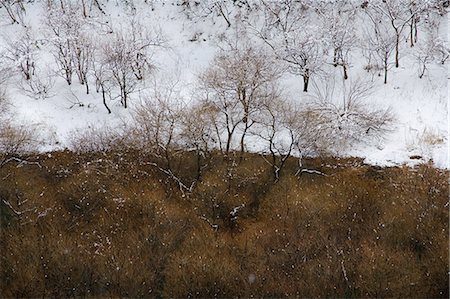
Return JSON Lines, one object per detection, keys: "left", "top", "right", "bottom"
{"left": 0, "top": 150, "right": 448, "bottom": 298}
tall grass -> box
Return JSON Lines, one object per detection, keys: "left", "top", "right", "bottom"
{"left": 0, "top": 151, "right": 448, "bottom": 298}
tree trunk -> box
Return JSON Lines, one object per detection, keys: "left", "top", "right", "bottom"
{"left": 239, "top": 123, "right": 250, "bottom": 163}
{"left": 4, "top": 6, "right": 18, "bottom": 24}
{"left": 81, "top": 0, "right": 87, "bottom": 18}
{"left": 225, "top": 132, "right": 232, "bottom": 154}
{"left": 414, "top": 20, "right": 418, "bottom": 42}
{"left": 419, "top": 64, "right": 426, "bottom": 79}
{"left": 84, "top": 74, "right": 89, "bottom": 95}
{"left": 395, "top": 34, "right": 400, "bottom": 68}
{"left": 24, "top": 60, "right": 31, "bottom": 80}
{"left": 101, "top": 85, "right": 111, "bottom": 114}
{"left": 216, "top": 3, "right": 231, "bottom": 28}
{"left": 66, "top": 71, "right": 72, "bottom": 85}
{"left": 59, "top": 0, "right": 65, "bottom": 12}
{"left": 122, "top": 75, "right": 127, "bottom": 108}
{"left": 409, "top": 17, "right": 415, "bottom": 47}
{"left": 303, "top": 70, "right": 310, "bottom": 92}
{"left": 239, "top": 132, "right": 245, "bottom": 158}
{"left": 333, "top": 49, "right": 338, "bottom": 67}
{"left": 343, "top": 64, "right": 348, "bottom": 80}
{"left": 239, "top": 104, "right": 249, "bottom": 160}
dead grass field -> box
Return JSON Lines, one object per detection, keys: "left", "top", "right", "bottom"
{"left": 0, "top": 150, "right": 448, "bottom": 298}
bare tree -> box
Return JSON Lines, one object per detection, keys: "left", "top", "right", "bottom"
{"left": 72, "top": 33, "right": 95, "bottom": 94}
{"left": 1, "top": 27, "right": 55, "bottom": 100}
{"left": 253, "top": 0, "right": 323, "bottom": 92}
{"left": 362, "top": 0, "right": 430, "bottom": 68}
{"left": 126, "top": 79, "right": 197, "bottom": 195}
{"left": 407, "top": 0, "right": 420, "bottom": 47}
{"left": 92, "top": 54, "right": 113, "bottom": 113}
{"left": 45, "top": 2, "right": 86, "bottom": 85}
{"left": 0, "top": 123, "right": 41, "bottom": 166}
{"left": 406, "top": 0, "right": 446, "bottom": 47}
{"left": 2, "top": 27, "right": 40, "bottom": 81}
{"left": 0, "top": 0, "right": 26, "bottom": 25}
{"left": 415, "top": 27, "right": 449, "bottom": 78}
{"left": 199, "top": 43, "right": 282, "bottom": 156}
{"left": 179, "top": 102, "right": 217, "bottom": 180}
{"left": 303, "top": 77, "right": 394, "bottom": 153}
{"left": 19, "top": 68, "right": 55, "bottom": 100}
{"left": 101, "top": 35, "right": 139, "bottom": 109}
{"left": 252, "top": 95, "right": 304, "bottom": 182}
{"left": 68, "top": 124, "right": 124, "bottom": 153}
{"left": 361, "top": 15, "right": 397, "bottom": 84}
{"left": 130, "top": 90, "right": 183, "bottom": 157}
{"left": 315, "top": 0, "right": 357, "bottom": 80}
{"left": 0, "top": 91, "right": 42, "bottom": 167}
{"left": 181, "top": 0, "right": 252, "bottom": 28}
{"left": 101, "top": 20, "right": 165, "bottom": 108}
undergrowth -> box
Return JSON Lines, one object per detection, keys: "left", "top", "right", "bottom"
{"left": 0, "top": 151, "right": 448, "bottom": 298}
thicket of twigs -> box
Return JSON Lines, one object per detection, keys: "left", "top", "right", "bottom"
{"left": 0, "top": 149, "right": 448, "bottom": 298}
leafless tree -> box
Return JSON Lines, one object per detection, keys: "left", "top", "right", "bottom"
{"left": 179, "top": 102, "right": 217, "bottom": 180}
{"left": 252, "top": 95, "right": 304, "bottom": 182}
{"left": 45, "top": 2, "right": 85, "bottom": 85}
{"left": 408, "top": 0, "right": 449, "bottom": 47}
{"left": 362, "top": 0, "right": 430, "bottom": 68}
{"left": 415, "top": 27, "right": 449, "bottom": 78}
{"left": 78, "top": 0, "right": 103, "bottom": 18}
{"left": 181, "top": 0, "right": 252, "bottom": 28}
{"left": 303, "top": 77, "right": 394, "bottom": 153}
{"left": 19, "top": 69, "right": 55, "bottom": 100}
{"left": 0, "top": 91, "right": 43, "bottom": 167}
{"left": 199, "top": 43, "right": 282, "bottom": 156}
{"left": 126, "top": 79, "right": 197, "bottom": 195}
{"left": 0, "top": 0, "right": 26, "bottom": 25}
{"left": 361, "top": 16, "right": 397, "bottom": 84}
{"left": 0, "top": 123, "right": 41, "bottom": 166}
{"left": 253, "top": 0, "right": 323, "bottom": 92}
{"left": 315, "top": 0, "right": 357, "bottom": 80}
{"left": 1, "top": 28, "right": 55, "bottom": 100}
{"left": 2, "top": 27, "right": 40, "bottom": 81}
{"left": 92, "top": 54, "right": 113, "bottom": 113}
{"left": 68, "top": 124, "right": 124, "bottom": 153}
{"left": 72, "top": 33, "right": 95, "bottom": 94}
{"left": 101, "top": 36, "right": 139, "bottom": 109}
{"left": 101, "top": 20, "right": 165, "bottom": 108}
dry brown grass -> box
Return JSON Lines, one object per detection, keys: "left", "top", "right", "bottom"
{"left": 0, "top": 151, "right": 448, "bottom": 298}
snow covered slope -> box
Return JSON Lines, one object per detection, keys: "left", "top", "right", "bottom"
{"left": 0, "top": 1, "right": 447, "bottom": 168}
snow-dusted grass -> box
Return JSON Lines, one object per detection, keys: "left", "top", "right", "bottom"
{"left": 0, "top": 151, "right": 448, "bottom": 297}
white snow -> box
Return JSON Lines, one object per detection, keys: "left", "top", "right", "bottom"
{"left": 0, "top": 1, "right": 448, "bottom": 168}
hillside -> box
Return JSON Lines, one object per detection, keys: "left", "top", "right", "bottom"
{"left": 0, "top": 151, "right": 448, "bottom": 297}
{"left": 0, "top": 0, "right": 448, "bottom": 168}
{"left": 0, "top": 1, "right": 449, "bottom": 297}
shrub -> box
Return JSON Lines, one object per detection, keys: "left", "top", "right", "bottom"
{"left": 0, "top": 151, "right": 447, "bottom": 298}
{"left": 302, "top": 78, "right": 395, "bottom": 154}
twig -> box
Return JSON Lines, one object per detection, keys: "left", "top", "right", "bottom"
{"left": 341, "top": 259, "right": 350, "bottom": 286}
{"left": 295, "top": 168, "right": 327, "bottom": 177}
{"left": 1, "top": 157, "right": 42, "bottom": 168}
{"left": 2, "top": 199, "right": 35, "bottom": 216}
{"left": 230, "top": 204, "right": 245, "bottom": 222}
{"left": 148, "top": 162, "right": 195, "bottom": 197}
{"left": 200, "top": 216, "right": 219, "bottom": 231}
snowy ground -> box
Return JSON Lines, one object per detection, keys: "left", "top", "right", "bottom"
{"left": 0, "top": 1, "right": 448, "bottom": 168}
